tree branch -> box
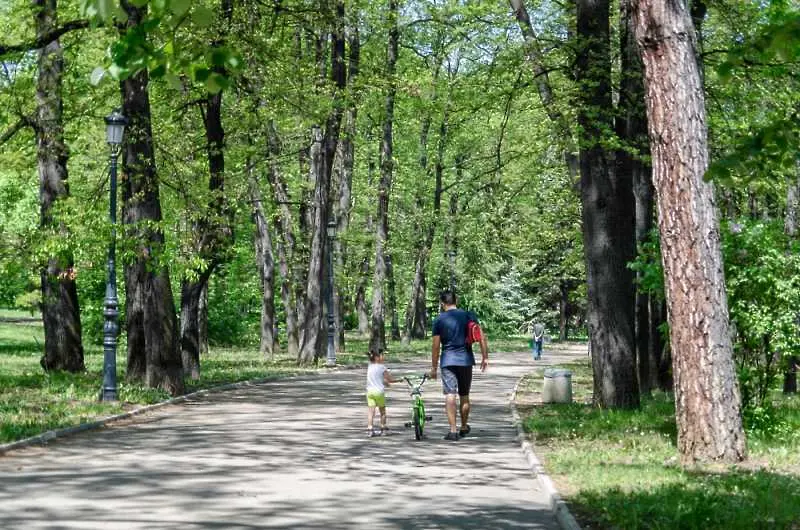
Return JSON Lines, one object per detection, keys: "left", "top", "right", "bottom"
{"left": 0, "top": 117, "right": 34, "bottom": 145}
{"left": 0, "top": 19, "right": 90, "bottom": 57}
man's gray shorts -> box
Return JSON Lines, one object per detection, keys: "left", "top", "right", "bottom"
{"left": 441, "top": 366, "right": 473, "bottom": 397}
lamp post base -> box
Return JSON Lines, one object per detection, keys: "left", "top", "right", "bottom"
{"left": 101, "top": 387, "right": 118, "bottom": 402}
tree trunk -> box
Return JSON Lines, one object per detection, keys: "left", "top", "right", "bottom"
{"left": 784, "top": 166, "right": 799, "bottom": 393}
{"left": 633, "top": 0, "right": 746, "bottom": 463}
{"left": 121, "top": 1, "right": 183, "bottom": 395}
{"left": 264, "top": 122, "right": 300, "bottom": 356}
{"left": 619, "top": 0, "right": 654, "bottom": 395}
{"left": 251, "top": 166, "right": 276, "bottom": 358}
{"left": 404, "top": 83, "right": 448, "bottom": 343}
{"left": 369, "top": 0, "right": 399, "bottom": 354}
{"left": 386, "top": 253, "right": 400, "bottom": 341}
{"left": 578, "top": 0, "right": 639, "bottom": 409}
{"left": 297, "top": 0, "right": 347, "bottom": 364}
{"left": 356, "top": 256, "right": 370, "bottom": 336}
{"left": 34, "top": 0, "right": 84, "bottom": 373}
{"left": 180, "top": 0, "right": 233, "bottom": 379}
{"left": 198, "top": 283, "right": 208, "bottom": 355}
{"left": 330, "top": 27, "right": 360, "bottom": 353}
{"left": 559, "top": 279, "right": 570, "bottom": 341}
{"left": 298, "top": 127, "right": 328, "bottom": 364}
{"left": 180, "top": 278, "right": 206, "bottom": 380}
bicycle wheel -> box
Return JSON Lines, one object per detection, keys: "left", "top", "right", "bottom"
{"left": 413, "top": 410, "right": 422, "bottom": 441}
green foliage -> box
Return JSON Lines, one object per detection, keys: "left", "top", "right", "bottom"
{"left": 722, "top": 219, "right": 800, "bottom": 411}
{"left": 82, "top": 0, "right": 242, "bottom": 93}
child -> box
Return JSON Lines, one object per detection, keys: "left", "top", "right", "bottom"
{"left": 366, "top": 350, "right": 398, "bottom": 437}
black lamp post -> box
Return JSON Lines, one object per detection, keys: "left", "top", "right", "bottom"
{"left": 101, "top": 109, "right": 127, "bottom": 402}
{"left": 326, "top": 218, "right": 337, "bottom": 367}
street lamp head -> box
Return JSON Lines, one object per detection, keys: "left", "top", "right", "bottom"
{"left": 327, "top": 218, "right": 337, "bottom": 238}
{"left": 104, "top": 109, "right": 128, "bottom": 147}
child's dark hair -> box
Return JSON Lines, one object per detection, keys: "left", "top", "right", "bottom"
{"left": 367, "top": 350, "right": 382, "bottom": 362}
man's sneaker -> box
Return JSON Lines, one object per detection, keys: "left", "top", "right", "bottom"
{"left": 367, "top": 429, "right": 377, "bottom": 438}
{"left": 459, "top": 425, "right": 471, "bottom": 438}
{"left": 443, "top": 432, "right": 459, "bottom": 441}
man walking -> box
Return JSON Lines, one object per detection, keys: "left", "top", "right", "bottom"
{"left": 430, "top": 290, "right": 488, "bottom": 441}
{"left": 532, "top": 321, "right": 545, "bottom": 360}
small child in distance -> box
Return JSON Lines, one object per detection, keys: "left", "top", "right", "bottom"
{"left": 365, "top": 350, "right": 399, "bottom": 437}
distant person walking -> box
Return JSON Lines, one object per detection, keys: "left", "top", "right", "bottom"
{"left": 532, "top": 322, "right": 545, "bottom": 360}
{"left": 430, "top": 290, "right": 488, "bottom": 441}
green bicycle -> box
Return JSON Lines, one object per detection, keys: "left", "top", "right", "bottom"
{"left": 404, "top": 374, "right": 432, "bottom": 440}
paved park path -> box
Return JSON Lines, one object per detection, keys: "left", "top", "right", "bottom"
{"left": 0, "top": 346, "right": 586, "bottom": 529}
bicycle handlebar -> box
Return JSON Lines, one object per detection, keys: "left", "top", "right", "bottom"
{"left": 404, "top": 373, "right": 428, "bottom": 389}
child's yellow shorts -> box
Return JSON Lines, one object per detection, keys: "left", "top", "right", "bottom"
{"left": 366, "top": 391, "right": 386, "bottom": 407}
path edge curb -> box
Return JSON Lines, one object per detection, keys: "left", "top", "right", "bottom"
{"left": 0, "top": 361, "right": 367, "bottom": 457}
{"left": 510, "top": 376, "right": 582, "bottom": 530}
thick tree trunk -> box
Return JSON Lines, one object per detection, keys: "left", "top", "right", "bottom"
{"left": 577, "top": 0, "right": 639, "bottom": 409}
{"left": 369, "top": 0, "right": 399, "bottom": 354}
{"left": 298, "top": 127, "right": 328, "bottom": 363}
{"left": 34, "top": 0, "right": 84, "bottom": 373}
{"left": 297, "top": 0, "right": 347, "bottom": 364}
{"left": 180, "top": 277, "right": 207, "bottom": 380}
{"left": 633, "top": 0, "right": 746, "bottom": 463}
{"left": 619, "top": 0, "right": 654, "bottom": 395}
{"left": 251, "top": 167, "right": 276, "bottom": 358}
{"left": 121, "top": 1, "right": 183, "bottom": 395}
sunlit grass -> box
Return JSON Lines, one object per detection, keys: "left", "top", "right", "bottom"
{"left": 517, "top": 362, "right": 800, "bottom": 529}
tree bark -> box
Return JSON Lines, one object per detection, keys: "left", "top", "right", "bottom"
{"left": 619, "top": 0, "right": 654, "bottom": 395}
{"left": 297, "top": 0, "right": 347, "bottom": 364}
{"left": 265, "top": 122, "right": 300, "bottom": 357}
{"left": 559, "top": 279, "right": 570, "bottom": 341}
{"left": 578, "top": 0, "right": 639, "bottom": 409}
{"left": 298, "top": 127, "right": 328, "bottom": 363}
{"left": 121, "top": 1, "right": 183, "bottom": 395}
{"left": 330, "top": 26, "right": 360, "bottom": 353}
{"left": 403, "top": 79, "right": 448, "bottom": 343}
{"left": 180, "top": 0, "right": 233, "bottom": 380}
{"left": 633, "top": 0, "right": 746, "bottom": 463}
{"left": 356, "top": 256, "right": 371, "bottom": 336}
{"left": 251, "top": 165, "right": 276, "bottom": 358}
{"left": 369, "top": 0, "right": 399, "bottom": 354}
{"left": 784, "top": 165, "right": 799, "bottom": 393}
{"left": 198, "top": 283, "right": 208, "bottom": 355}
{"left": 386, "top": 253, "right": 400, "bottom": 341}
{"left": 34, "top": 0, "right": 84, "bottom": 373}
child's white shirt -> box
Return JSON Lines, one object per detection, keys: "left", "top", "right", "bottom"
{"left": 366, "top": 363, "right": 387, "bottom": 393}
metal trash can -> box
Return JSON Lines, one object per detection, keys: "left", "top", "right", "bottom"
{"left": 542, "top": 368, "right": 572, "bottom": 404}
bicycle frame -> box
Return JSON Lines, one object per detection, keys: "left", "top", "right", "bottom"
{"left": 404, "top": 374, "right": 429, "bottom": 440}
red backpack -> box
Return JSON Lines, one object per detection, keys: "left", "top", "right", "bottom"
{"left": 466, "top": 320, "right": 483, "bottom": 346}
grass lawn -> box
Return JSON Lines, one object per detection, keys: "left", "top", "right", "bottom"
{"left": 0, "top": 315, "right": 530, "bottom": 445}
{"left": 517, "top": 362, "right": 800, "bottom": 530}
